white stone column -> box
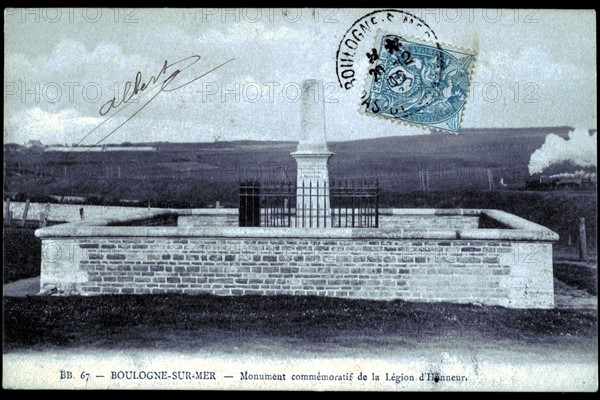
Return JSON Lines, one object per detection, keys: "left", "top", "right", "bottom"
{"left": 291, "top": 80, "right": 333, "bottom": 228}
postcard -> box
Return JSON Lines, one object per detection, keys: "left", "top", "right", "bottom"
{"left": 3, "top": 8, "right": 597, "bottom": 391}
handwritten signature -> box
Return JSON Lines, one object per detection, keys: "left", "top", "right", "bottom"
{"left": 70, "top": 55, "right": 234, "bottom": 153}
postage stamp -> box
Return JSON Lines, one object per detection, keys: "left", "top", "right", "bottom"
{"left": 3, "top": 7, "right": 597, "bottom": 392}
{"left": 361, "top": 34, "right": 476, "bottom": 133}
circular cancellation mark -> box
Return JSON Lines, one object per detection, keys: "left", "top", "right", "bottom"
{"left": 335, "top": 9, "right": 443, "bottom": 91}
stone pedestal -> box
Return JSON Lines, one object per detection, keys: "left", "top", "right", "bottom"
{"left": 291, "top": 150, "right": 333, "bottom": 227}
{"left": 292, "top": 80, "right": 334, "bottom": 227}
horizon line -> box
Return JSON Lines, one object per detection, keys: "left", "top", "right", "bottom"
{"left": 5, "top": 125, "right": 596, "bottom": 146}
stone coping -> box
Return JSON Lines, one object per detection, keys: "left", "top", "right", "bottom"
{"left": 35, "top": 209, "right": 559, "bottom": 242}
{"left": 378, "top": 208, "right": 482, "bottom": 216}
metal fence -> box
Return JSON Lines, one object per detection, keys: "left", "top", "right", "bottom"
{"left": 330, "top": 180, "right": 379, "bottom": 228}
{"left": 239, "top": 180, "right": 378, "bottom": 228}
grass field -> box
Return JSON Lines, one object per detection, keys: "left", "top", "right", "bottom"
{"left": 3, "top": 294, "right": 597, "bottom": 353}
{"left": 3, "top": 226, "right": 41, "bottom": 283}
{"left": 3, "top": 127, "right": 580, "bottom": 208}
{"left": 554, "top": 262, "right": 598, "bottom": 296}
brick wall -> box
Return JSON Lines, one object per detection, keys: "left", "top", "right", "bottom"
{"left": 40, "top": 236, "right": 554, "bottom": 308}
{"left": 379, "top": 215, "right": 479, "bottom": 229}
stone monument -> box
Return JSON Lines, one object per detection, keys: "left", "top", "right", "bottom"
{"left": 291, "top": 80, "right": 334, "bottom": 227}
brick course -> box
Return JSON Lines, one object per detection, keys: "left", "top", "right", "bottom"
{"left": 40, "top": 236, "right": 554, "bottom": 308}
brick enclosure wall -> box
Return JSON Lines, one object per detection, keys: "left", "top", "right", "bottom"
{"left": 3, "top": 202, "right": 237, "bottom": 224}
{"left": 178, "top": 214, "right": 238, "bottom": 227}
{"left": 40, "top": 236, "right": 554, "bottom": 308}
{"left": 379, "top": 215, "right": 479, "bottom": 229}
{"left": 4, "top": 201, "right": 158, "bottom": 223}
{"left": 176, "top": 214, "right": 479, "bottom": 229}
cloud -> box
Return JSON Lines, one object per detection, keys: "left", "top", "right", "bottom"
{"left": 4, "top": 12, "right": 596, "bottom": 145}
{"left": 5, "top": 105, "right": 242, "bottom": 145}
{"left": 8, "top": 107, "right": 104, "bottom": 145}
{"left": 528, "top": 128, "right": 597, "bottom": 174}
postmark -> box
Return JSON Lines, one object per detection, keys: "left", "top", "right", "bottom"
{"left": 336, "top": 9, "right": 443, "bottom": 91}
{"left": 360, "top": 34, "right": 476, "bottom": 133}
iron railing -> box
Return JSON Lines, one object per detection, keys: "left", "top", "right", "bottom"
{"left": 239, "top": 180, "right": 378, "bottom": 228}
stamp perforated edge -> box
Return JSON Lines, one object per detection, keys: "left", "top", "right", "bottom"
{"left": 358, "top": 31, "right": 478, "bottom": 134}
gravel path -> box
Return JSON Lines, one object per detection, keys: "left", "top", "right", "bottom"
{"left": 3, "top": 277, "right": 40, "bottom": 297}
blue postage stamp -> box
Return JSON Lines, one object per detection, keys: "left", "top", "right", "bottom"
{"left": 361, "top": 35, "right": 476, "bottom": 133}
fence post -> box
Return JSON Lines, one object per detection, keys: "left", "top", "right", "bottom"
{"left": 375, "top": 181, "right": 379, "bottom": 228}
{"left": 351, "top": 181, "right": 355, "bottom": 227}
{"left": 284, "top": 197, "right": 289, "bottom": 227}
{"left": 21, "top": 199, "right": 30, "bottom": 227}
{"left": 578, "top": 217, "right": 587, "bottom": 261}
{"left": 4, "top": 197, "right": 11, "bottom": 225}
{"left": 309, "top": 180, "right": 313, "bottom": 228}
{"left": 487, "top": 169, "right": 495, "bottom": 191}
{"left": 42, "top": 202, "right": 50, "bottom": 227}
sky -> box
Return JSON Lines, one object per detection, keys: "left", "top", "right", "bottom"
{"left": 3, "top": 8, "right": 597, "bottom": 145}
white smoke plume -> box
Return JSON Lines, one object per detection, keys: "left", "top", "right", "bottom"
{"left": 528, "top": 128, "right": 597, "bottom": 175}
{"left": 549, "top": 170, "right": 597, "bottom": 180}
{"left": 550, "top": 171, "right": 596, "bottom": 180}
